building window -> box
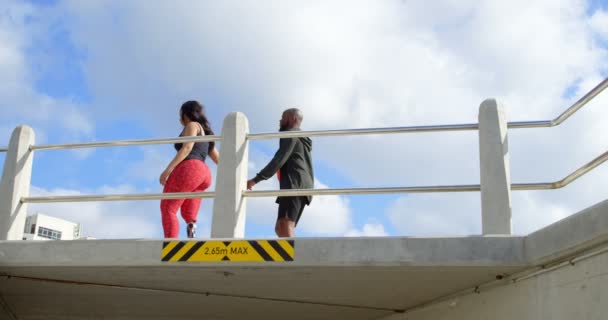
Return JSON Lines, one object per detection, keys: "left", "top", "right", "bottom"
{"left": 30, "top": 224, "right": 36, "bottom": 234}
{"left": 37, "top": 227, "right": 62, "bottom": 240}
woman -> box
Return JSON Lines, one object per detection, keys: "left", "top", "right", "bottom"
{"left": 159, "top": 100, "right": 219, "bottom": 238}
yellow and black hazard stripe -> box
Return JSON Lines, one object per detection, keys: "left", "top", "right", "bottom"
{"left": 161, "top": 240, "right": 295, "bottom": 262}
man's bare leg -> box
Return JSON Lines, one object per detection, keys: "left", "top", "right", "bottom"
{"left": 275, "top": 217, "right": 296, "bottom": 237}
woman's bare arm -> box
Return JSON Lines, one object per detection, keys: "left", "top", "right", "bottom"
{"left": 209, "top": 147, "right": 219, "bottom": 165}
{"left": 159, "top": 122, "right": 199, "bottom": 185}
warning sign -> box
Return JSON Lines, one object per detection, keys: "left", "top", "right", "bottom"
{"left": 161, "top": 240, "right": 295, "bottom": 262}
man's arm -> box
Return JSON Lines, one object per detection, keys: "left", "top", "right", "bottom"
{"left": 248, "top": 138, "right": 297, "bottom": 188}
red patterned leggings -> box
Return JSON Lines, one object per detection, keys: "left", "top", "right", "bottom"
{"left": 160, "top": 159, "right": 212, "bottom": 238}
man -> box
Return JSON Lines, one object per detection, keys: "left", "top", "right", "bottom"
{"left": 247, "top": 108, "right": 314, "bottom": 237}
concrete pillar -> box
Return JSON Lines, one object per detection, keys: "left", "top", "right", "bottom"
{"left": 479, "top": 99, "right": 512, "bottom": 235}
{"left": 0, "top": 125, "right": 35, "bottom": 240}
{"left": 211, "top": 112, "right": 249, "bottom": 238}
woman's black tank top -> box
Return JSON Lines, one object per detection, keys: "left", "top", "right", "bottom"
{"left": 174, "top": 131, "right": 210, "bottom": 162}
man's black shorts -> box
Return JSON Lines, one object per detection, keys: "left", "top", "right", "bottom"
{"left": 277, "top": 196, "right": 307, "bottom": 225}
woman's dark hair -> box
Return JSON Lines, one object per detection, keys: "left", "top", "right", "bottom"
{"left": 180, "top": 100, "right": 215, "bottom": 152}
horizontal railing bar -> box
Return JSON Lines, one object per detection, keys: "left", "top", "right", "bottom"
{"left": 243, "top": 185, "right": 481, "bottom": 197}
{"left": 28, "top": 135, "right": 222, "bottom": 151}
{"left": 512, "top": 149, "right": 608, "bottom": 190}
{"left": 247, "top": 119, "right": 557, "bottom": 140}
{"left": 1, "top": 79, "right": 605, "bottom": 151}
{"left": 247, "top": 120, "right": 555, "bottom": 140}
{"left": 507, "top": 120, "right": 553, "bottom": 129}
{"left": 21, "top": 191, "right": 215, "bottom": 203}
{"left": 551, "top": 77, "right": 608, "bottom": 126}
{"left": 245, "top": 149, "right": 608, "bottom": 197}
{"left": 248, "top": 78, "right": 607, "bottom": 140}
{"left": 508, "top": 78, "right": 608, "bottom": 130}
{"left": 19, "top": 150, "right": 607, "bottom": 203}
{"left": 247, "top": 123, "right": 480, "bottom": 140}
{"left": 554, "top": 149, "right": 608, "bottom": 188}
{"left": 19, "top": 147, "right": 607, "bottom": 203}
{"left": 510, "top": 183, "right": 555, "bottom": 191}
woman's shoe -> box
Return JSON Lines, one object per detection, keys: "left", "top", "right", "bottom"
{"left": 187, "top": 222, "right": 197, "bottom": 238}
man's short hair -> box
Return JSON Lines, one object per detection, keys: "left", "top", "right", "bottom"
{"left": 284, "top": 108, "right": 303, "bottom": 123}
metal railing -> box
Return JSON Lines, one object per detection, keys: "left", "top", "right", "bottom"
{"left": 247, "top": 78, "right": 608, "bottom": 140}
{"left": 30, "top": 135, "right": 221, "bottom": 151}
{"left": 1, "top": 78, "right": 607, "bottom": 239}
{"left": 1, "top": 78, "right": 607, "bottom": 152}
{"left": 13, "top": 136, "right": 222, "bottom": 203}
{"left": 22, "top": 191, "right": 216, "bottom": 204}
{"left": 18, "top": 147, "right": 608, "bottom": 203}
{"left": 242, "top": 149, "right": 608, "bottom": 197}
{"left": 5, "top": 78, "right": 605, "bottom": 204}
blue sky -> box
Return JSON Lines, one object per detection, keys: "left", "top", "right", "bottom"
{"left": 1, "top": 0, "right": 608, "bottom": 239}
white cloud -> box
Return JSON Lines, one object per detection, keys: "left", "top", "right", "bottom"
{"left": 0, "top": 1, "right": 32, "bottom": 102}
{"left": 0, "top": 0, "right": 95, "bottom": 154}
{"left": 22, "top": 0, "right": 608, "bottom": 237}
{"left": 386, "top": 159, "right": 608, "bottom": 237}
{"left": 590, "top": 9, "right": 608, "bottom": 39}
{"left": 299, "top": 181, "right": 353, "bottom": 236}
{"left": 127, "top": 147, "right": 174, "bottom": 183}
{"left": 28, "top": 185, "right": 161, "bottom": 239}
{"left": 388, "top": 193, "right": 481, "bottom": 237}
{"left": 344, "top": 223, "right": 388, "bottom": 237}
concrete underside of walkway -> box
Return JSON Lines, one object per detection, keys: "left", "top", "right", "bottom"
{"left": 0, "top": 200, "right": 606, "bottom": 320}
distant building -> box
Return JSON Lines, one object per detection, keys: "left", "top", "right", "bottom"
{"left": 22, "top": 213, "right": 82, "bottom": 240}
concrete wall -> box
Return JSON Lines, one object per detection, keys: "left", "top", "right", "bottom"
{"left": 525, "top": 199, "right": 608, "bottom": 265}
{"left": 386, "top": 245, "right": 608, "bottom": 320}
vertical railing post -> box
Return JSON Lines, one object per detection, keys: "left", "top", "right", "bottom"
{"left": 0, "top": 125, "right": 35, "bottom": 240}
{"left": 211, "top": 112, "right": 249, "bottom": 238}
{"left": 479, "top": 99, "right": 512, "bottom": 235}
